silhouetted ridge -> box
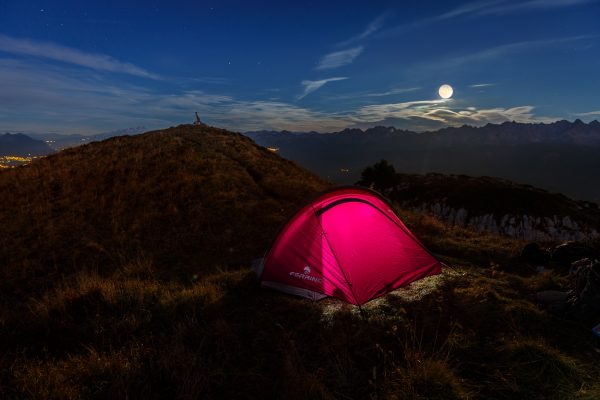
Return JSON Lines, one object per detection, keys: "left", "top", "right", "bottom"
{"left": 246, "top": 120, "right": 600, "bottom": 202}
{"left": 0, "top": 133, "right": 54, "bottom": 156}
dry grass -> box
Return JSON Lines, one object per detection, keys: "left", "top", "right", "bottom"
{"left": 0, "top": 125, "right": 328, "bottom": 301}
{"left": 396, "top": 207, "right": 528, "bottom": 273}
{"left": 2, "top": 259, "right": 599, "bottom": 399}
{"left": 1, "top": 125, "right": 599, "bottom": 399}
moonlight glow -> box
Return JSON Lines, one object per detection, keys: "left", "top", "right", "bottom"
{"left": 439, "top": 84, "right": 453, "bottom": 99}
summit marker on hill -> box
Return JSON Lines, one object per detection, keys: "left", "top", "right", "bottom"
{"left": 193, "top": 112, "right": 207, "bottom": 126}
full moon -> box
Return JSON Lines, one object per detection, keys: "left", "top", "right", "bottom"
{"left": 438, "top": 84, "right": 453, "bottom": 99}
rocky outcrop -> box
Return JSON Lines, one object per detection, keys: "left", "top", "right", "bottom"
{"left": 411, "top": 201, "right": 600, "bottom": 241}
{"left": 520, "top": 243, "right": 551, "bottom": 265}
{"left": 552, "top": 243, "right": 598, "bottom": 267}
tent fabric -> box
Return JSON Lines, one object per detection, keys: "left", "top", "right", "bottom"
{"left": 259, "top": 187, "right": 442, "bottom": 305}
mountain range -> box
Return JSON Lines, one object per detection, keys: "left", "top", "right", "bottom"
{"left": 27, "top": 126, "right": 147, "bottom": 150}
{"left": 245, "top": 119, "right": 600, "bottom": 202}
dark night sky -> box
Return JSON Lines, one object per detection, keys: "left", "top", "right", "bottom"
{"left": 1, "top": 0, "right": 599, "bottom": 133}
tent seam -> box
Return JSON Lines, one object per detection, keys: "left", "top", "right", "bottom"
{"left": 310, "top": 202, "right": 362, "bottom": 306}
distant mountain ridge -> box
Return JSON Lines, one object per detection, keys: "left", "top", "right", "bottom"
{"left": 425, "top": 119, "right": 600, "bottom": 146}
{"left": 27, "top": 126, "right": 147, "bottom": 150}
{"left": 248, "top": 119, "right": 600, "bottom": 146}
{"left": 245, "top": 120, "right": 600, "bottom": 202}
{"left": 0, "top": 133, "right": 54, "bottom": 156}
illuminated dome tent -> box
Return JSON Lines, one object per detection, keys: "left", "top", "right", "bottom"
{"left": 256, "top": 187, "right": 442, "bottom": 305}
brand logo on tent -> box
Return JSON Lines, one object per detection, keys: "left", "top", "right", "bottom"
{"left": 289, "top": 265, "right": 322, "bottom": 283}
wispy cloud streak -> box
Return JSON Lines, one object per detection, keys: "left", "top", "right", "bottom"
{"left": 352, "top": 101, "right": 558, "bottom": 131}
{"left": 316, "top": 47, "right": 364, "bottom": 70}
{"left": 0, "top": 34, "right": 158, "bottom": 79}
{"left": 378, "top": 0, "right": 595, "bottom": 37}
{"left": 472, "top": 0, "right": 595, "bottom": 16}
{"left": 315, "top": 12, "right": 389, "bottom": 72}
{"left": 436, "top": 0, "right": 505, "bottom": 20}
{"left": 415, "top": 34, "right": 598, "bottom": 73}
{"left": 337, "top": 12, "right": 391, "bottom": 47}
{"left": 298, "top": 77, "right": 348, "bottom": 99}
{"left": 575, "top": 110, "right": 600, "bottom": 117}
{"left": 365, "top": 87, "right": 421, "bottom": 97}
{"left": 469, "top": 83, "right": 495, "bottom": 88}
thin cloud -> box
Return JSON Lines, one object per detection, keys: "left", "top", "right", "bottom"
{"left": 469, "top": 83, "right": 495, "bottom": 88}
{"left": 0, "top": 34, "right": 158, "bottom": 79}
{"left": 436, "top": 0, "right": 596, "bottom": 19}
{"left": 298, "top": 77, "right": 348, "bottom": 99}
{"left": 378, "top": 0, "right": 595, "bottom": 37}
{"left": 355, "top": 99, "right": 451, "bottom": 122}
{"left": 314, "top": 12, "right": 389, "bottom": 76}
{"left": 437, "top": 0, "right": 505, "bottom": 20}
{"left": 575, "top": 110, "right": 600, "bottom": 117}
{"left": 365, "top": 87, "right": 421, "bottom": 97}
{"left": 316, "top": 46, "right": 364, "bottom": 70}
{"left": 417, "top": 34, "right": 598, "bottom": 73}
{"left": 473, "top": 0, "right": 595, "bottom": 16}
{"left": 318, "top": 87, "right": 421, "bottom": 101}
{"left": 337, "top": 12, "right": 391, "bottom": 47}
{"left": 353, "top": 100, "right": 557, "bottom": 128}
{"left": 213, "top": 101, "right": 352, "bottom": 132}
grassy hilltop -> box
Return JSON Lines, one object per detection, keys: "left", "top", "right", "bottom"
{"left": 0, "top": 125, "right": 598, "bottom": 399}
{"left": 0, "top": 125, "right": 327, "bottom": 299}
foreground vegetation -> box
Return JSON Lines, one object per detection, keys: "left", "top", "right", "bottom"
{"left": 1, "top": 126, "right": 598, "bottom": 399}
{"left": 2, "top": 211, "right": 599, "bottom": 399}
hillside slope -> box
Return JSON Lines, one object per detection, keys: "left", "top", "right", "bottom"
{"left": 0, "top": 124, "right": 328, "bottom": 299}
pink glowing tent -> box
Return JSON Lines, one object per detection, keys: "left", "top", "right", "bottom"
{"left": 256, "top": 187, "right": 442, "bottom": 305}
